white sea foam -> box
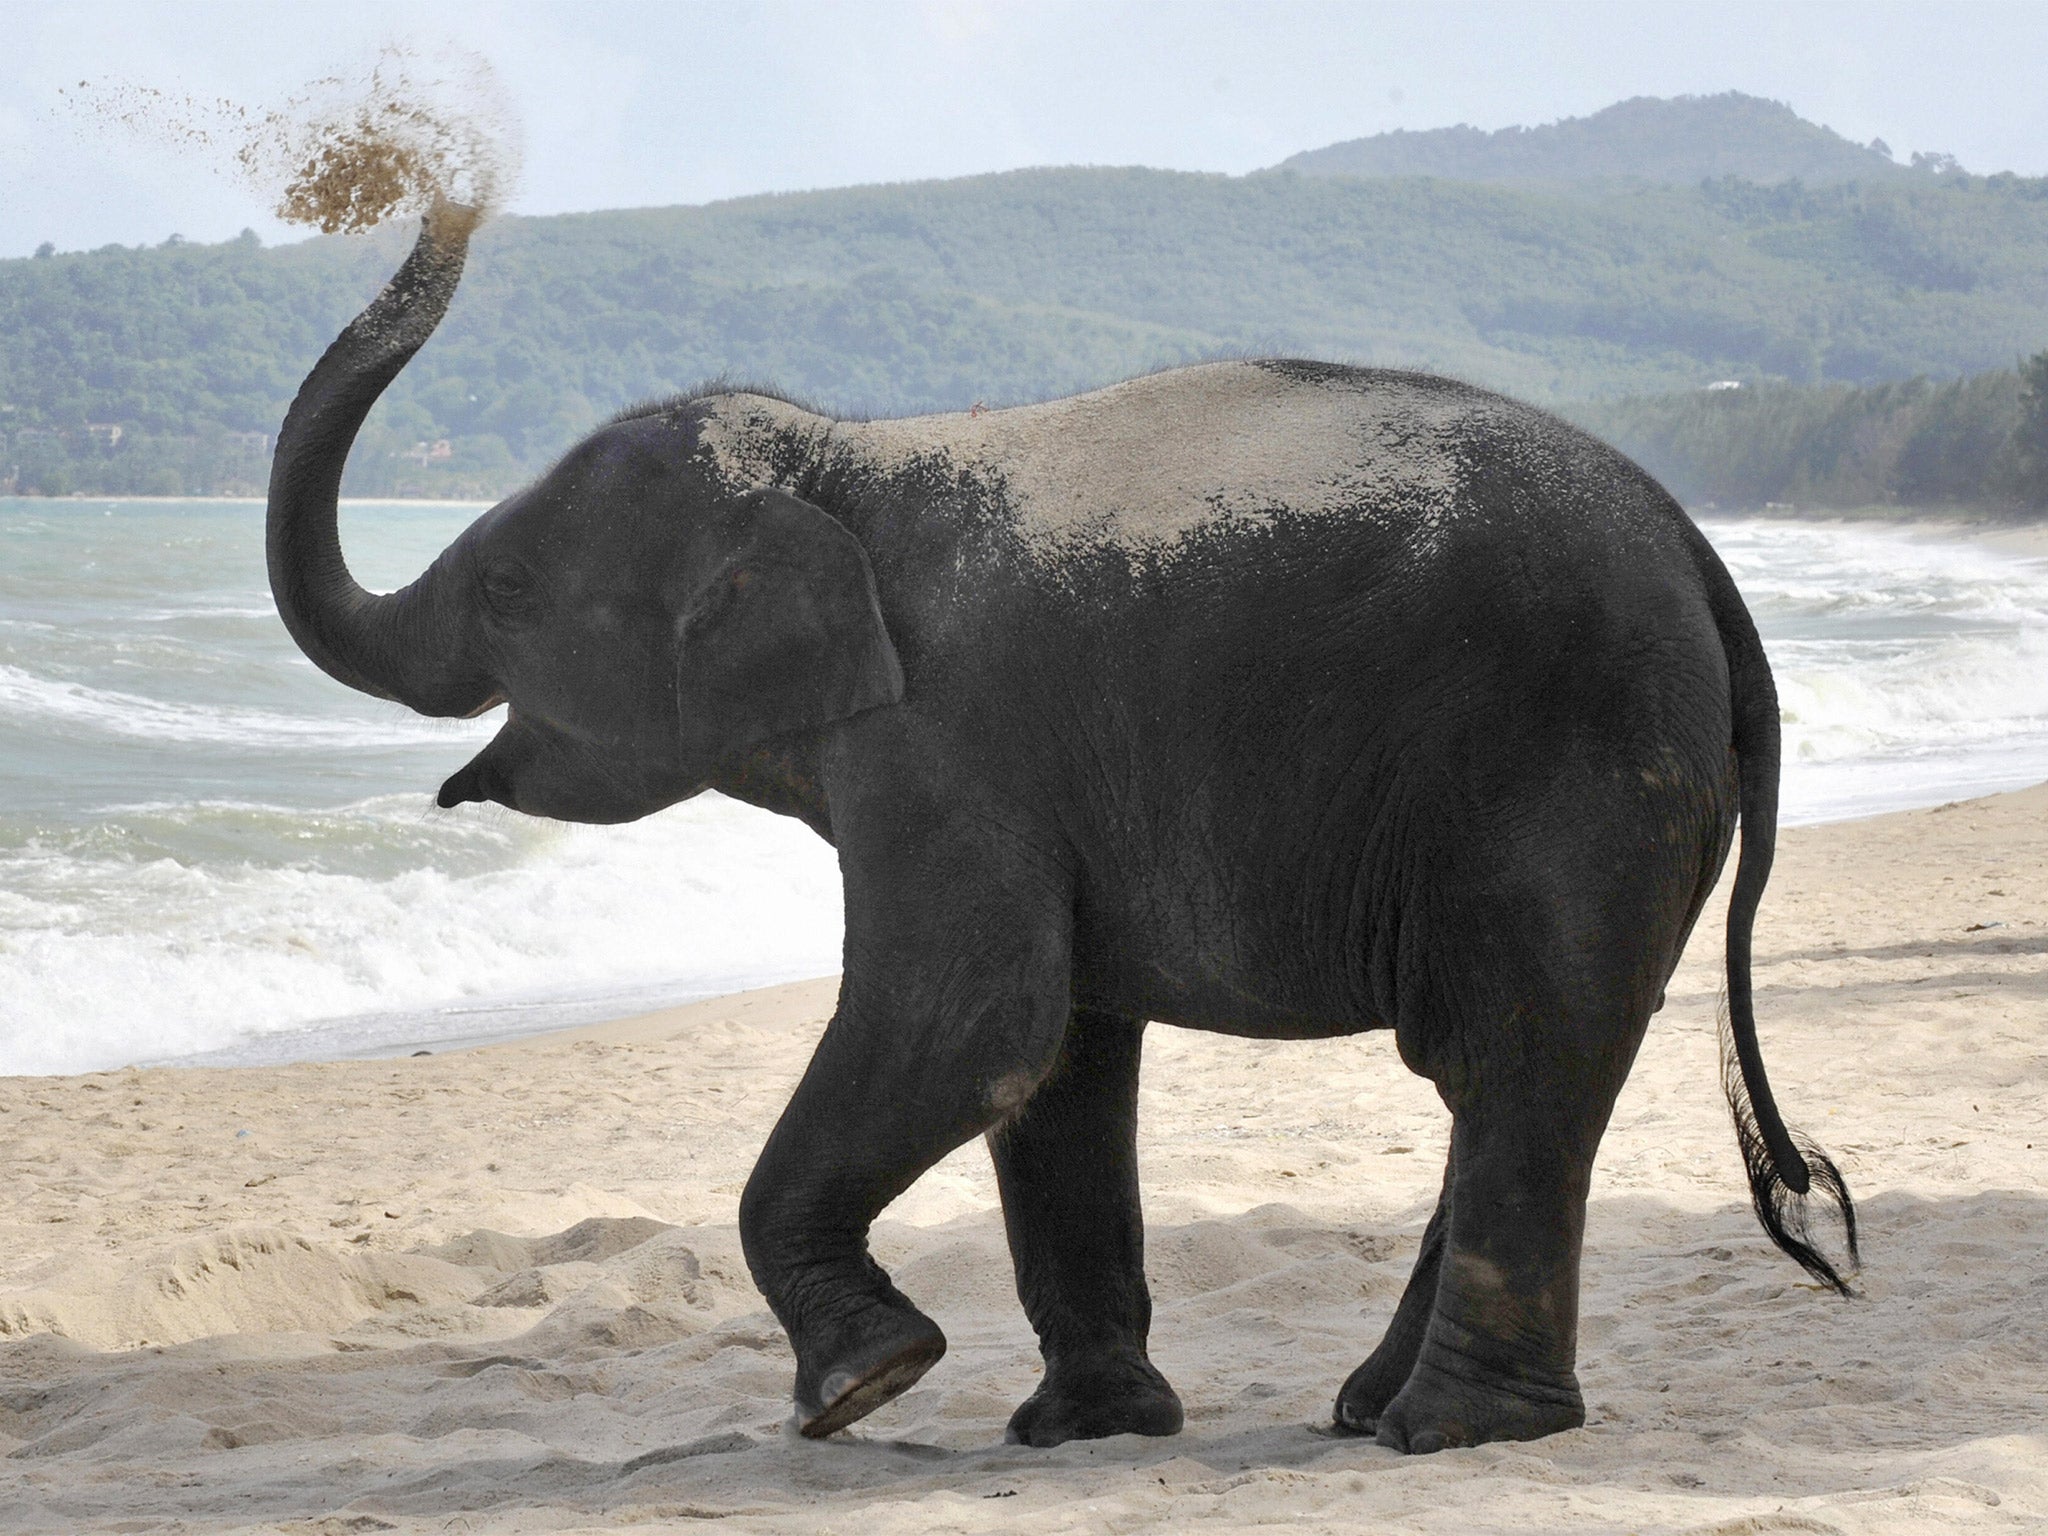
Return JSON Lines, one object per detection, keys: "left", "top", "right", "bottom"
{"left": 0, "top": 791, "right": 841, "bottom": 1076}
{"left": 1777, "top": 628, "right": 2048, "bottom": 762}
{"left": 1707, "top": 519, "right": 2048, "bottom": 822}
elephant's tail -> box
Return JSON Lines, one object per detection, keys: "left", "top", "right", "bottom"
{"left": 1704, "top": 543, "right": 1861, "bottom": 1297}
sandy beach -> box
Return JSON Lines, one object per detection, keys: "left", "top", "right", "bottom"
{"left": 3, "top": 785, "right": 2046, "bottom": 1534}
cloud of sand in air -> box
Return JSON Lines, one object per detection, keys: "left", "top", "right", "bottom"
{"left": 61, "top": 45, "right": 521, "bottom": 237}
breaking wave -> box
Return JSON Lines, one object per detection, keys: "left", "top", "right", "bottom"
{"left": 0, "top": 791, "right": 841, "bottom": 1076}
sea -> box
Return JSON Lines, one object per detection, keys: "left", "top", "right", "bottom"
{"left": 5, "top": 498, "right": 2048, "bottom": 1078}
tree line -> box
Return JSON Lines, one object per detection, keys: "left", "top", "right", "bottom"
{"left": 1567, "top": 354, "right": 2048, "bottom": 514}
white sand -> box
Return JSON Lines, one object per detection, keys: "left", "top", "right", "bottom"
{"left": 4, "top": 785, "right": 2047, "bottom": 1533}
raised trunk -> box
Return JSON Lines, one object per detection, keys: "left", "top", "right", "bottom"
{"left": 266, "top": 201, "right": 493, "bottom": 717}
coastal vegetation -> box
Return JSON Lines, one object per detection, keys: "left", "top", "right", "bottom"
{"left": 1567, "top": 355, "right": 2048, "bottom": 514}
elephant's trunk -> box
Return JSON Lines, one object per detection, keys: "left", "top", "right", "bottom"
{"left": 266, "top": 201, "right": 494, "bottom": 717}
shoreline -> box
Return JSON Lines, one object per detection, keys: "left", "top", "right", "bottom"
{"left": 146, "top": 969, "right": 838, "bottom": 1073}
{"left": 21, "top": 761, "right": 2048, "bottom": 1084}
{"left": 3, "top": 780, "right": 2046, "bottom": 1530}
{"left": 20, "top": 769, "right": 2045, "bottom": 1088}
{"left": 102, "top": 761, "right": 2048, "bottom": 1079}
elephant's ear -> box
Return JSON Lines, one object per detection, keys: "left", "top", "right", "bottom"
{"left": 674, "top": 488, "right": 904, "bottom": 760}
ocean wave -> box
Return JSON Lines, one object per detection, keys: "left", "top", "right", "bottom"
{"left": 0, "top": 793, "right": 545, "bottom": 881}
{"left": 1715, "top": 519, "right": 2048, "bottom": 621}
{"left": 0, "top": 662, "right": 480, "bottom": 749}
{"left": 0, "top": 792, "right": 843, "bottom": 1076}
{"left": 1775, "top": 627, "right": 2048, "bottom": 764}
{"left": 1703, "top": 519, "right": 2048, "bottom": 769}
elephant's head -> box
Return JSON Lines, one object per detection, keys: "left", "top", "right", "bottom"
{"left": 267, "top": 208, "right": 903, "bottom": 824}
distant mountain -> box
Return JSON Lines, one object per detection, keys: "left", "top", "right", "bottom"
{"left": 1275, "top": 93, "right": 1932, "bottom": 186}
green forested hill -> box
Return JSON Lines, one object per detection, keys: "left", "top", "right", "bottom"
{"left": 5, "top": 155, "right": 2048, "bottom": 497}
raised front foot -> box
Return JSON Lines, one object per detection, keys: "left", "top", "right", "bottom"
{"left": 1005, "top": 1349, "right": 1184, "bottom": 1447}
{"left": 794, "top": 1301, "right": 948, "bottom": 1438}
{"left": 1371, "top": 1352, "right": 1584, "bottom": 1454}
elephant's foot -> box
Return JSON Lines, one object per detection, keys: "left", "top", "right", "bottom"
{"left": 1332, "top": 1332, "right": 1427, "bottom": 1436}
{"left": 1371, "top": 1353, "right": 1584, "bottom": 1454}
{"left": 793, "top": 1303, "right": 947, "bottom": 1438}
{"left": 1005, "top": 1350, "right": 1184, "bottom": 1447}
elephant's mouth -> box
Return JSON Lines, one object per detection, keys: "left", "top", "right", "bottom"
{"left": 436, "top": 753, "right": 506, "bottom": 810}
{"left": 432, "top": 713, "right": 675, "bottom": 824}
{"left": 438, "top": 710, "right": 521, "bottom": 810}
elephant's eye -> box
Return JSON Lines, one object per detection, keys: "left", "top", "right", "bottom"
{"left": 480, "top": 559, "right": 540, "bottom": 618}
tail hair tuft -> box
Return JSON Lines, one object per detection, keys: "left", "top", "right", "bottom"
{"left": 1719, "top": 1000, "right": 1860, "bottom": 1297}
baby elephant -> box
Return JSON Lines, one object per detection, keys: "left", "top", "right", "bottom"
{"left": 268, "top": 205, "right": 1856, "bottom": 1452}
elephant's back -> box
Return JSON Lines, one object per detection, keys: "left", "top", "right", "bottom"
{"left": 833, "top": 360, "right": 1548, "bottom": 568}
{"left": 822, "top": 355, "right": 1725, "bottom": 756}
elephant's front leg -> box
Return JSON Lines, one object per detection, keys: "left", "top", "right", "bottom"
{"left": 739, "top": 808, "right": 1074, "bottom": 1438}
{"left": 991, "top": 1009, "right": 1183, "bottom": 1447}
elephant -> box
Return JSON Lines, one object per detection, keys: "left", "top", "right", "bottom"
{"left": 267, "top": 204, "right": 1857, "bottom": 1454}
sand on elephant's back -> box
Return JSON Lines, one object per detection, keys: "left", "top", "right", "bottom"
{"left": 3, "top": 782, "right": 2046, "bottom": 1530}
{"left": 697, "top": 364, "right": 1492, "bottom": 558}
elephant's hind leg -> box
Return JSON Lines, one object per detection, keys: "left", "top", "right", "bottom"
{"left": 1334, "top": 1153, "right": 1452, "bottom": 1435}
{"left": 1372, "top": 994, "right": 1651, "bottom": 1454}
{"left": 991, "top": 1009, "right": 1183, "bottom": 1447}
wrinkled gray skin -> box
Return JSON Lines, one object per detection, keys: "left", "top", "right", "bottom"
{"left": 269, "top": 210, "right": 1855, "bottom": 1454}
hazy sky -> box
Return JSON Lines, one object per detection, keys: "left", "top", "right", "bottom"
{"left": 4, "top": 0, "right": 2045, "bottom": 259}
